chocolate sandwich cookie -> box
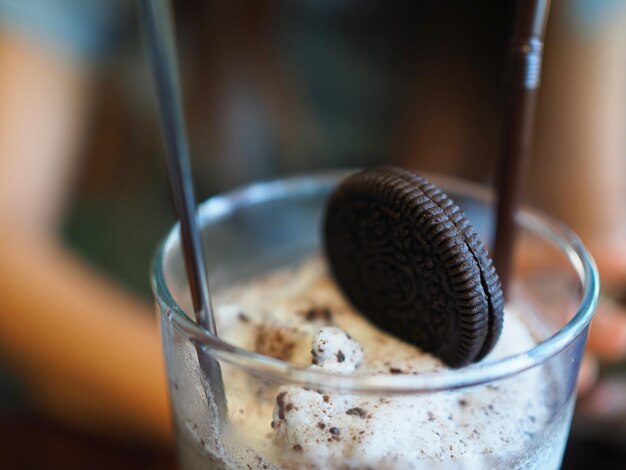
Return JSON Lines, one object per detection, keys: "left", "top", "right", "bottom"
{"left": 323, "top": 167, "right": 504, "bottom": 367}
{"left": 372, "top": 167, "right": 504, "bottom": 361}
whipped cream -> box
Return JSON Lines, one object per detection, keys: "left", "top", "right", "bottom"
{"left": 193, "top": 257, "right": 567, "bottom": 469}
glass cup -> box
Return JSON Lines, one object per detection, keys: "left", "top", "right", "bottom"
{"left": 152, "top": 170, "right": 599, "bottom": 470}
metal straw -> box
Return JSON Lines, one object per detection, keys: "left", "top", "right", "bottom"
{"left": 139, "top": 0, "right": 226, "bottom": 414}
{"left": 493, "top": 0, "right": 552, "bottom": 296}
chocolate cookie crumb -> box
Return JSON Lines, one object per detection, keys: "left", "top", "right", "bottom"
{"left": 311, "top": 349, "right": 319, "bottom": 365}
{"left": 329, "top": 427, "right": 340, "bottom": 436}
{"left": 389, "top": 367, "right": 403, "bottom": 374}
{"left": 317, "top": 422, "right": 326, "bottom": 429}
{"left": 276, "top": 392, "right": 287, "bottom": 420}
{"left": 336, "top": 350, "right": 345, "bottom": 363}
{"left": 346, "top": 407, "right": 367, "bottom": 418}
{"left": 256, "top": 325, "right": 297, "bottom": 361}
{"left": 292, "top": 444, "right": 303, "bottom": 452}
{"left": 323, "top": 395, "right": 330, "bottom": 403}
{"left": 238, "top": 312, "right": 250, "bottom": 323}
{"left": 305, "top": 307, "right": 332, "bottom": 322}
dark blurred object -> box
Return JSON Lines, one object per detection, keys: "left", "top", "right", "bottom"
{"left": 574, "top": 375, "right": 626, "bottom": 433}
{"left": 563, "top": 433, "right": 626, "bottom": 470}
{"left": 0, "top": 412, "right": 175, "bottom": 470}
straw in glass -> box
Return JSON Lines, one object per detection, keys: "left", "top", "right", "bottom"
{"left": 139, "top": 0, "right": 227, "bottom": 416}
{"left": 493, "top": 0, "right": 552, "bottom": 295}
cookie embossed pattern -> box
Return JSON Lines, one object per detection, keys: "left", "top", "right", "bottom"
{"left": 153, "top": 170, "right": 598, "bottom": 470}
{"left": 324, "top": 167, "right": 504, "bottom": 366}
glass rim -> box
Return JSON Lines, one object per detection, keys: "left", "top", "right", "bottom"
{"left": 151, "top": 170, "right": 599, "bottom": 393}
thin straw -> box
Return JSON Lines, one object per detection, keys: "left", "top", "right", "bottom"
{"left": 139, "top": 0, "right": 226, "bottom": 413}
{"left": 493, "top": 0, "right": 552, "bottom": 296}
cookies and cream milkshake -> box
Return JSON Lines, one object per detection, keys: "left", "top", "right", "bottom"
{"left": 172, "top": 257, "right": 570, "bottom": 470}
{"left": 156, "top": 169, "right": 594, "bottom": 470}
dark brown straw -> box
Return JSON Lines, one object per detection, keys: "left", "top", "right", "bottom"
{"left": 139, "top": 0, "right": 226, "bottom": 414}
{"left": 493, "top": 0, "right": 552, "bottom": 296}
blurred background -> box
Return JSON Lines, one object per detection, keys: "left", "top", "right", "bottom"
{"left": 1, "top": 0, "right": 625, "bottom": 468}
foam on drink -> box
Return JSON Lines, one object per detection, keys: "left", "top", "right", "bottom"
{"left": 174, "top": 257, "right": 570, "bottom": 469}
